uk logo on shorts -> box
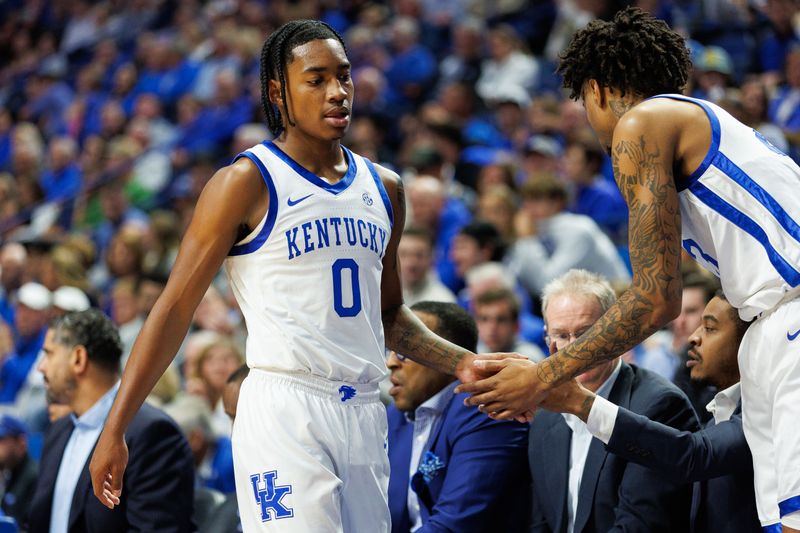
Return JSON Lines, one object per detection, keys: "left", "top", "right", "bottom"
{"left": 250, "top": 470, "right": 293, "bottom": 522}
{"left": 339, "top": 385, "right": 357, "bottom": 402}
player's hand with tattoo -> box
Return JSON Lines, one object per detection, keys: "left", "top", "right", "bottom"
{"left": 455, "top": 355, "right": 544, "bottom": 422}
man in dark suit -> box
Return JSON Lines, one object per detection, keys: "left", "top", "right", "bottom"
{"left": 0, "top": 414, "right": 37, "bottom": 527}
{"left": 542, "top": 291, "right": 758, "bottom": 532}
{"left": 387, "top": 301, "right": 530, "bottom": 533}
{"left": 530, "top": 269, "right": 698, "bottom": 533}
{"left": 27, "top": 309, "right": 195, "bottom": 533}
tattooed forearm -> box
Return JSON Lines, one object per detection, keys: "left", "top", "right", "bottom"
{"left": 537, "top": 134, "right": 681, "bottom": 385}
{"left": 576, "top": 393, "right": 595, "bottom": 423}
{"left": 382, "top": 305, "right": 468, "bottom": 374}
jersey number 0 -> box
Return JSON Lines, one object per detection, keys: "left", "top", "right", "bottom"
{"left": 332, "top": 258, "right": 362, "bottom": 317}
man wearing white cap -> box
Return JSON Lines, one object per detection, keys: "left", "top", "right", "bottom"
{"left": 0, "top": 283, "right": 51, "bottom": 403}
{"left": 52, "top": 286, "right": 91, "bottom": 316}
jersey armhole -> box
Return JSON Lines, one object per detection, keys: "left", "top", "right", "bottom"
{"left": 363, "top": 158, "right": 395, "bottom": 230}
{"left": 647, "top": 94, "right": 721, "bottom": 191}
{"left": 229, "top": 151, "right": 278, "bottom": 256}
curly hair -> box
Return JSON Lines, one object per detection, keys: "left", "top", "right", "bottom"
{"left": 51, "top": 309, "right": 123, "bottom": 374}
{"left": 558, "top": 7, "right": 691, "bottom": 100}
{"left": 259, "top": 20, "right": 347, "bottom": 136}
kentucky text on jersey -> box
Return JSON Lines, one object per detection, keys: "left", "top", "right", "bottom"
{"left": 285, "top": 216, "right": 388, "bottom": 260}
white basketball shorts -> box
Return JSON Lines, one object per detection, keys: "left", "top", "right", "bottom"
{"left": 739, "top": 292, "right": 800, "bottom": 530}
{"left": 232, "top": 369, "right": 391, "bottom": 532}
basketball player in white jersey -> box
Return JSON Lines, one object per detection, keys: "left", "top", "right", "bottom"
{"left": 88, "top": 20, "right": 488, "bottom": 532}
{"left": 457, "top": 8, "right": 800, "bottom": 532}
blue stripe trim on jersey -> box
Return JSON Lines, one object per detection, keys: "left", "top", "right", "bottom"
{"left": 363, "top": 158, "right": 394, "bottom": 230}
{"left": 264, "top": 141, "right": 355, "bottom": 194}
{"left": 762, "top": 523, "right": 782, "bottom": 533}
{"left": 691, "top": 182, "right": 800, "bottom": 286}
{"left": 714, "top": 152, "right": 800, "bottom": 245}
{"left": 647, "top": 95, "right": 720, "bottom": 192}
{"left": 228, "top": 152, "right": 278, "bottom": 256}
{"left": 780, "top": 494, "right": 800, "bottom": 517}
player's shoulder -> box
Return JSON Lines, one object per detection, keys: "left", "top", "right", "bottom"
{"left": 368, "top": 160, "right": 402, "bottom": 194}
{"left": 621, "top": 96, "right": 706, "bottom": 134}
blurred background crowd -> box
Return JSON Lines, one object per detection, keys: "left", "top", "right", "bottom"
{"left": 0, "top": 0, "right": 797, "bottom": 530}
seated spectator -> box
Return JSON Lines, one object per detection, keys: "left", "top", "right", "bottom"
{"left": 530, "top": 270, "right": 698, "bottom": 532}
{"left": 39, "top": 136, "right": 82, "bottom": 204}
{"left": 462, "top": 262, "right": 546, "bottom": 352}
{"left": 561, "top": 136, "right": 627, "bottom": 241}
{"left": 405, "top": 176, "right": 471, "bottom": 293}
{"left": 0, "top": 283, "right": 50, "bottom": 404}
{"left": 0, "top": 415, "right": 37, "bottom": 527}
{"left": 164, "top": 394, "right": 235, "bottom": 495}
{"left": 509, "top": 175, "right": 630, "bottom": 297}
{"left": 0, "top": 243, "right": 26, "bottom": 324}
{"left": 541, "top": 291, "right": 759, "bottom": 532}
{"left": 476, "top": 25, "right": 539, "bottom": 106}
{"left": 691, "top": 46, "right": 734, "bottom": 103}
{"left": 476, "top": 185, "right": 519, "bottom": 244}
{"left": 449, "top": 221, "right": 506, "bottom": 292}
{"left": 222, "top": 364, "right": 249, "bottom": 421}
{"left": 192, "top": 338, "right": 244, "bottom": 438}
{"left": 387, "top": 301, "right": 530, "bottom": 532}
{"left": 473, "top": 287, "right": 544, "bottom": 361}
{"left": 29, "top": 309, "right": 195, "bottom": 532}
{"left": 398, "top": 227, "right": 456, "bottom": 306}
{"left": 384, "top": 17, "right": 437, "bottom": 111}
{"left": 769, "top": 46, "right": 800, "bottom": 146}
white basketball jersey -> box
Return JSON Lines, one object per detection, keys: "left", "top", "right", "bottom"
{"left": 224, "top": 141, "right": 394, "bottom": 383}
{"left": 653, "top": 95, "right": 800, "bottom": 320}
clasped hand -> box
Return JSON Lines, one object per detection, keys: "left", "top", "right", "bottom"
{"left": 455, "top": 353, "right": 552, "bottom": 423}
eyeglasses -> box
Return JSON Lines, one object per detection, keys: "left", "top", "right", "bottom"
{"left": 387, "top": 349, "right": 408, "bottom": 362}
{"left": 544, "top": 327, "right": 591, "bottom": 346}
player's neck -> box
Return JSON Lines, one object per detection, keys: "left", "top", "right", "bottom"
{"left": 275, "top": 133, "right": 345, "bottom": 177}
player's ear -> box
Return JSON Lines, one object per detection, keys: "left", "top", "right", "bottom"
{"left": 587, "top": 79, "right": 606, "bottom": 108}
{"left": 268, "top": 79, "right": 283, "bottom": 107}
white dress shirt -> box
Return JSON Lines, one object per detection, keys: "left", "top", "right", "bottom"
{"left": 705, "top": 383, "right": 741, "bottom": 425}
{"left": 563, "top": 360, "right": 621, "bottom": 533}
{"left": 50, "top": 383, "right": 119, "bottom": 533}
{"left": 586, "top": 381, "right": 742, "bottom": 447}
{"left": 406, "top": 381, "right": 458, "bottom": 532}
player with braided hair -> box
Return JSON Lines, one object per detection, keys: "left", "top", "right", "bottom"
{"left": 88, "top": 19, "right": 486, "bottom": 531}
{"left": 458, "top": 7, "right": 800, "bottom": 531}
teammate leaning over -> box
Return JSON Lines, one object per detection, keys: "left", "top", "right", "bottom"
{"left": 88, "top": 20, "right": 490, "bottom": 532}
{"left": 457, "top": 8, "right": 800, "bottom": 532}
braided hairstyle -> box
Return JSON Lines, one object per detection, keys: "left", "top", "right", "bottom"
{"left": 558, "top": 7, "right": 691, "bottom": 100}
{"left": 260, "top": 20, "right": 348, "bottom": 136}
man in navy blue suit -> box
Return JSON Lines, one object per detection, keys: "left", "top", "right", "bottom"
{"left": 386, "top": 301, "right": 530, "bottom": 533}
{"left": 542, "top": 291, "right": 759, "bottom": 532}
{"left": 529, "top": 269, "right": 698, "bottom": 533}
{"left": 26, "top": 309, "right": 195, "bottom": 533}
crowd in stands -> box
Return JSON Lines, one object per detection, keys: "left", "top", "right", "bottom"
{"left": 0, "top": 0, "right": 798, "bottom": 531}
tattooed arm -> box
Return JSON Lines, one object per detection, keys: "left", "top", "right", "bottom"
{"left": 375, "top": 164, "right": 485, "bottom": 382}
{"left": 456, "top": 107, "right": 683, "bottom": 418}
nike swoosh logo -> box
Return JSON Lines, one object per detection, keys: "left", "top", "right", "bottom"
{"left": 789, "top": 328, "right": 800, "bottom": 341}
{"left": 287, "top": 194, "right": 313, "bottom": 207}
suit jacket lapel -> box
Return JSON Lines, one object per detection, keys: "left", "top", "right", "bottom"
{"left": 388, "top": 412, "right": 414, "bottom": 532}
{"left": 42, "top": 420, "right": 76, "bottom": 530}
{"left": 416, "top": 393, "right": 456, "bottom": 521}
{"left": 574, "top": 362, "right": 632, "bottom": 533}
{"left": 543, "top": 417, "right": 571, "bottom": 533}
{"left": 67, "top": 454, "right": 94, "bottom": 531}
{"left": 574, "top": 438, "right": 609, "bottom": 532}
